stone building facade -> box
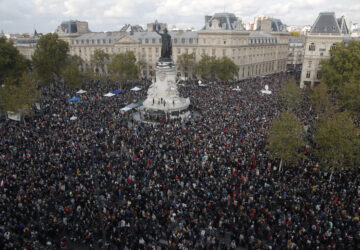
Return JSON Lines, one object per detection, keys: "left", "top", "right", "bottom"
{"left": 287, "top": 36, "right": 304, "bottom": 71}
{"left": 58, "top": 13, "right": 289, "bottom": 79}
{"left": 300, "top": 12, "right": 350, "bottom": 88}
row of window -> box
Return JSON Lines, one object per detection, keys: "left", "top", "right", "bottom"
{"left": 308, "top": 42, "right": 336, "bottom": 51}
{"left": 139, "top": 37, "right": 197, "bottom": 45}
{"left": 249, "top": 38, "right": 277, "bottom": 45}
{"left": 72, "top": 39, "right": 113, "bottom": 45}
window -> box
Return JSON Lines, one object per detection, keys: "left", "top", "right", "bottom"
{"left": 181, "top": 38, "right": 185, "bottom": 44}
{"left": 138, "top": 39, "right": 142, "bottom": 44}
{"left": 103, "top": 39, "right": 106, "bottom": 44}
{"left": 81, "top": 40, "right": 84, "bottom": 44}
{"left": 71, "top": 40, "right": 74, "bottom": 45}
{"left": 317, "top": 71, "right": 322, "bottom": 80}
{"left": 330, "top": 43, "right": 336, "bottom": 50}
{"left": 86, "top": 40, "right": 89, "bottom": 44}
{"left": 189, "top": 38, "right": 193, "bottom": 44}
{"left": 222, "top": 49, "right": 226, "bottom": 56}
{"left": 156, "top": 48, "right": 159, "bottom": 53}
{"left": 308, "top": 61, "right": 312, "bottom": 68}
{"left": 108, "top": 39, "right": 112, "bottom": 44}
{"left": 319, "top": 44, "right": 326, "bottom": 51}
{"left": 309, "top": 43, "right": 315, "bottom": 51}
{"left": 202, "top": 49, "right": 205, "bottom": 55}
{"left": 97, "top": 39, "right": 100, "bottom": 44}
{"left": 152, "top": 38, "right": 155, "bottom": 43}
{"left": 212, "top": 49, "right": 216, "bottom": 56}
{"left": 203, "top": 39, "right": 206, "bottom": 44}
{"left": 76, "top": 40, "right": 79, "bottom": 44}
{"left": 223, "top": 40, "right": 226, "bottom": 44}
{"left": 174, "top": 38, "right": 177, "bottom": 44}
{"left": 185, "top": 48, "right": 188, "bottom": 54}
{"left": 306, "top": 71, "right": 311, "bottom": 78}
{"left": 142, "top": 48, "right": 145, "bottom": 54}
{"left": 145, "top": 38, "right": 149, "bottom": 44}
{"left": 177, "top": 48, "right": 181, "bottom": 54}
{"left": 148, "top": 48, "right": 152, "bottom": 53}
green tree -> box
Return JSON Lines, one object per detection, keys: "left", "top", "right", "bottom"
{"left": 177, "top": 53, "right": 196, "bottom": 79}
{"left": 136, "top": 58, "right": 147, "bottom": 77}
{"left": 281, "top": 78, "right": 302, "bottom": 111}
{"left": 309, "top": 83, "right": 332, "bottom": 114}
{"left": 313, "top": 111, "right": 360, "bottom": 175}
{"left": 0, "top": 37, "right": 27, "bottom": 81}
{"left": 32, "top": 33, "right": 69, "bottom": 83}
{"left": 62, "top": 55, "right": 84, "bottom": 88}
{"left": 107, "top": 51, "right": 138, "bottom": 84}
{"left": 320, "top": 40, "right": 360, "bottom": 90}
{"left": 338, "top": 80, "right": 360, "bottom": 114}
{"left": 289, "top": 31, "right": 300, "bottom": 37}
{"left": 90, "top": 49, "right": 110, "bottom": 75}
{"left": 215, "top": 56, "right": 238, "bottom": 81}
{"left": 266, "top": 111, "right": 306, "bottom": 171}
{"left": 0, "top": 72, "right": 41, "bottom": 119}
{"left": 195, "top": 55, "right": 217, "bottom": 80}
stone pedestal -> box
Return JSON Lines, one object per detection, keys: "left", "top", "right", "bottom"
{"left": 143, "top": 61, "right": 190, "bottom": 117}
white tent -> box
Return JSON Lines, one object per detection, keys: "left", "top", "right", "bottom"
{"left": 121, "top": 107, "right": 132, "bottom": 112}
{"left": 232, "top": 86, "right": 241, "bottom": 91}
{"left": 131, "top": 86, "right": 142, "bottom": 91}
{"left": 76, "top": 89, "right": 87, "bottom": 94}
{"left": 7, "top": 111, "right": 21, "bottom": 121}
{"left": 104, "top": 92, "right": 115, "bottom": 97}
{"left": 70, "top": 116, "right": 78, "bottom": 121}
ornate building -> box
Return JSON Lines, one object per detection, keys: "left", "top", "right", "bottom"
{"left": 58, "top": 13, "right": 289, "bottom": 79}
{"left": 300, "top": 12, "right": 350, "bottom": 88}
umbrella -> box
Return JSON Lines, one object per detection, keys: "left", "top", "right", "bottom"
{"left": 76, "top": 89, "right": 87, "bottom": 94}
{"left": 68, "top": 97, "right": 80, "bottom": 102}
{"left": 112, "top": 90, "right": 123, "bottom": 94}
{"left": 131, "top": 87, "right": 141, "bottom": 91}
{"left": 104, "top": 92, "right": 115, "bottom": 97}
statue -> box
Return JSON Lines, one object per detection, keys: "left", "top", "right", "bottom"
{"left": 154, "top": 21, "right": 172, "bottom": 61}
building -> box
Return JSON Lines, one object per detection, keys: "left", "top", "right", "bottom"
{"left": 300, "top": 12, "right": 350, "bottom": 88}
{"left": 13, "top": 30, "right": 39, "bottom": 60}
{"left": 58, "top": 13, "right": 289, "bottom": 79}
{"left": 287, "top": 36, "right": 304, "bottom": 71}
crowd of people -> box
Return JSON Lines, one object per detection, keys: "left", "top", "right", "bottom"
{"left": 0, "top": 73, "right": 359, "bottom": 249}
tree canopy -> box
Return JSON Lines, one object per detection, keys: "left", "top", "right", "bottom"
{"left": 313, "top": 111, "right": 360, "bottom": 171}
{"left": 32, "top": 33, "right": 69, "bottom": 83}
{"left": 195, "top": 55, "right": 217, "bottom": 80}
{"left": 320, "top": 40, "right": 360, "bottom": 90}
{"left": 62, "top": 55, "right": 84, "bottom": 89}
{"left": 0, "top": 72, "right": 41, "bottom": 116}
{"left": 107, "top": 51, "right": 138, "bottom": 83}
{"left": 0, "top": 37, "right": 28, "bottom": 81}
{"left": 90, "top": 49, "right": 110, "bottom": 74}
{"left": 177, "top": 53, "right": 196, "bottom": 79}
{"left": 266, "top": 111, "right": 306, "bottom": 169}
{"left": 215, "top": 56, "right": 238, "bottom": 81}
{"left": 280, "top": 78, "right": 302, "bottom": 111}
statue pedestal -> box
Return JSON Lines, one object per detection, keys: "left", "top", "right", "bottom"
{"left": 143, "top": 61, "right": 190, "bottom": 118}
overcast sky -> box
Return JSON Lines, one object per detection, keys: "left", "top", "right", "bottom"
{"left": 0, "top": 0, "right": 359, "bottom": 33}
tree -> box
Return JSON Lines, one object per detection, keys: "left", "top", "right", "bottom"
{"left": 289, "top": 31, "right": 300, "bottom": 37}
{"left": 215, "top": 56, "right": 238, "bottom": 81}
{"left": 320, "top": 40, "right": 360, "bottom": 90}
{"left": 338, "top": 80, "right": 360, "bottom": 114}
{"left": 32, "top": 33, "right": 69, "bottom": 83}
{"left": 281, "top": 78, "right": 302, "bottom": 111}
{"left": 107, "top": 51, "right": 138, "bottom": 84}
{"left": 313, "top": 111, "right": 359, "bottom": 175}
{"left": 177, "top": 53, "right": 196, "bottom": 79}
{"left": 90, "top": 49, "right": 110, "bottom": 75}
{"left": 309, "top": 83, "right": 332, "bottom": 114}
{"left": 136, "top": 58, "right": 147, "bottom": 77}
{"left": 0, "top": 72, "right": 41, "bottom": 119}
{"left": 62, "top": 55, "right": 84, "bottom": 88}
{"left": 266, "top": 111, "right": 306, "bottom": 171}
{"left": 195, "top": 55, "right": 217, "bottom": 80}
{"left": 0, "top": 37, "right": 27, "bottom": 81}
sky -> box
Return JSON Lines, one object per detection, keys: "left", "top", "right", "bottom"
{"left": 0, "top": 0, "right": 359, "bottom": 34}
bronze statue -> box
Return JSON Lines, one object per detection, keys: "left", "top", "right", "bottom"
{"left": 154, "top": 21, "right": 172, "bottom": 61}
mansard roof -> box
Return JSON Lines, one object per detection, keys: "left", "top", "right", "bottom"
{"left": 310, "top": 12, "right": 349, "bottom": 34}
